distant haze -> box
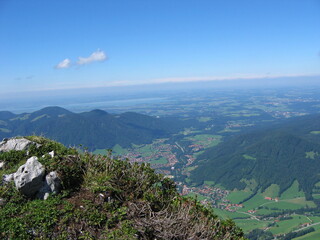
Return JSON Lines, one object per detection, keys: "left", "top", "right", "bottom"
{"left": 1, "top": 75, "right": 320, "bottom": 114}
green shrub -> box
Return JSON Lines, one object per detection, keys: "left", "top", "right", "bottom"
{"left": 0, "top": 150, "right": 27, "bottom": 173}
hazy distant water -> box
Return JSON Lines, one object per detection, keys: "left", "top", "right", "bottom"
{"left": 0, "top": 96, "right": 168, "bottom": 114}
{"left": 3, "top": 76, "right": 320, "bottom": 114}
{"left": 60, "top": 97, "right": 168, "bottom": 113}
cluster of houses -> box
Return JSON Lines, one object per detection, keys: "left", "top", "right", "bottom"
{"left": 123, "top": 141, "right": 178, "bottom": 167}
{"left": 247, "top": 209, "right": 257, "bottom": 214}
{"left": 185, "top": 154, "right": 195, "bottom": 166}
{"left": 219, "top": 202, "right": 244, "bottom": 212}
{"left": 226, "top": 121, "right": 254, "bottom": 129}
{"left": 180, "top": 184, "right": 232, "bottom": 209}
{"left": 188, "top": 144, "right": 204, "bottom": 152}
{"left": 264, "top": 196, "right": 279, "bottom": 202}
{"left": 270, "top": 111, "right": 305, "bottom": 118}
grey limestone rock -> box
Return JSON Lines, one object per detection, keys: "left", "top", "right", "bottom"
{"left": 3, "top": 173, "right": 14, "bottom": 183}
{"left": 46, "top": 171, "right": 60, "bottom": 194}
{"left": 0, "top": 138, "right": 36, "bottom": 153}
{"left": 14, "top": 156, "right": 45, "bottom": 197}
{"left": 42, "top": 150, "right": 54, "bottom": 159}
{"left": 37, "top": 171, "right": 61, "bottom": 200}
{"left": 1, "top": 142, "right": 61, "bottom": 199}
{"left": 48, "top": 151, "right": 54, "bottom": 158}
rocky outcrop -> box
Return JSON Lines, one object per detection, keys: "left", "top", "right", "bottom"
{"left": 14, "top": 156, "right": 46, "bottom": 197}
{"left": 0, "top": 137, "right": 62, "bottom": 199}
{"left": 0, "top": 138, "right": 39, "bottom": 153}
{"left": 2, "top": 154, "right": 61, "bottom": 200}
{"left": 37, "top": 171, "right": 61, "bottom": 200}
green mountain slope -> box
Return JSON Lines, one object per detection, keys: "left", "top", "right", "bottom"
{"left": 191, "top": 113, "right": 320, "bottom": 200}
{"left": 0, "top": 111, "right": 16, "bottom": 120}
{"left": 0, "top": 107, "right": 185, "bottom": 150}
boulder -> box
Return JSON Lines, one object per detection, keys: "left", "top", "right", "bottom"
{"left": 37, "top": 171, "right": 61, "bottom": 200}
{"left": 0, "top": 138, "right": 36, "bottom": 153}
{"left": 13, "top": 156, "right": 45, "bottom": 197}
{"left": 0, "top": 161, "right": 4, "bottom": 169}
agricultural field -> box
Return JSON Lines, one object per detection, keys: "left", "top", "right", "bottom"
{"left": 227, "top": 190, "right": 253, "bottom": 203}
{"left": 311, "top": 131, "right": 320, "bottom": 135}
{"left": 269, "top": 216, "right": 311, "bottom": 235}
{"left": 182, "top": 180, "right": 320, "bottom": 238}
{"left": 294, "top": 231, "right": 320, "bottom": 240}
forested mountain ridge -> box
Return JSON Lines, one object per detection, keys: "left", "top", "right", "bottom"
{"left": 191, "top": 113, "right": 320, "bottom": 200}
{"left": 0, "top": 107, "right": 186, "bottom": 150}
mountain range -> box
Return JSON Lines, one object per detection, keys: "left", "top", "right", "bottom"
{"left": 0, "top": 106, "right": 187, "bottom": 150}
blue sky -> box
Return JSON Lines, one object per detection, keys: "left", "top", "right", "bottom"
{"left": 0, "top": 0, "right": 319, "bottom": 94}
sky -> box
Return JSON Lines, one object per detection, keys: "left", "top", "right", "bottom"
{"left": 0, "top": 0, "right": 319, "bottom": 95}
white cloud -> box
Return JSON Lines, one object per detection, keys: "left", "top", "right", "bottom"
{"left": 77, "top": 50, "right": 107, "bottom": 65}
{"left": 54, "top": 50, "right": 107, "bottom": 69}
{"left": 55, "top": 58, "right": 71, "bottom": 69}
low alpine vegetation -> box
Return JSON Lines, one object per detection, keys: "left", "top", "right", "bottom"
{"left": 0, "top": 136, "right": 245, "bottom": 239}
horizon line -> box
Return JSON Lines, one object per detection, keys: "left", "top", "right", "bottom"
{"left": 2, "top": 73, "right": 320, "bottom": 96}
